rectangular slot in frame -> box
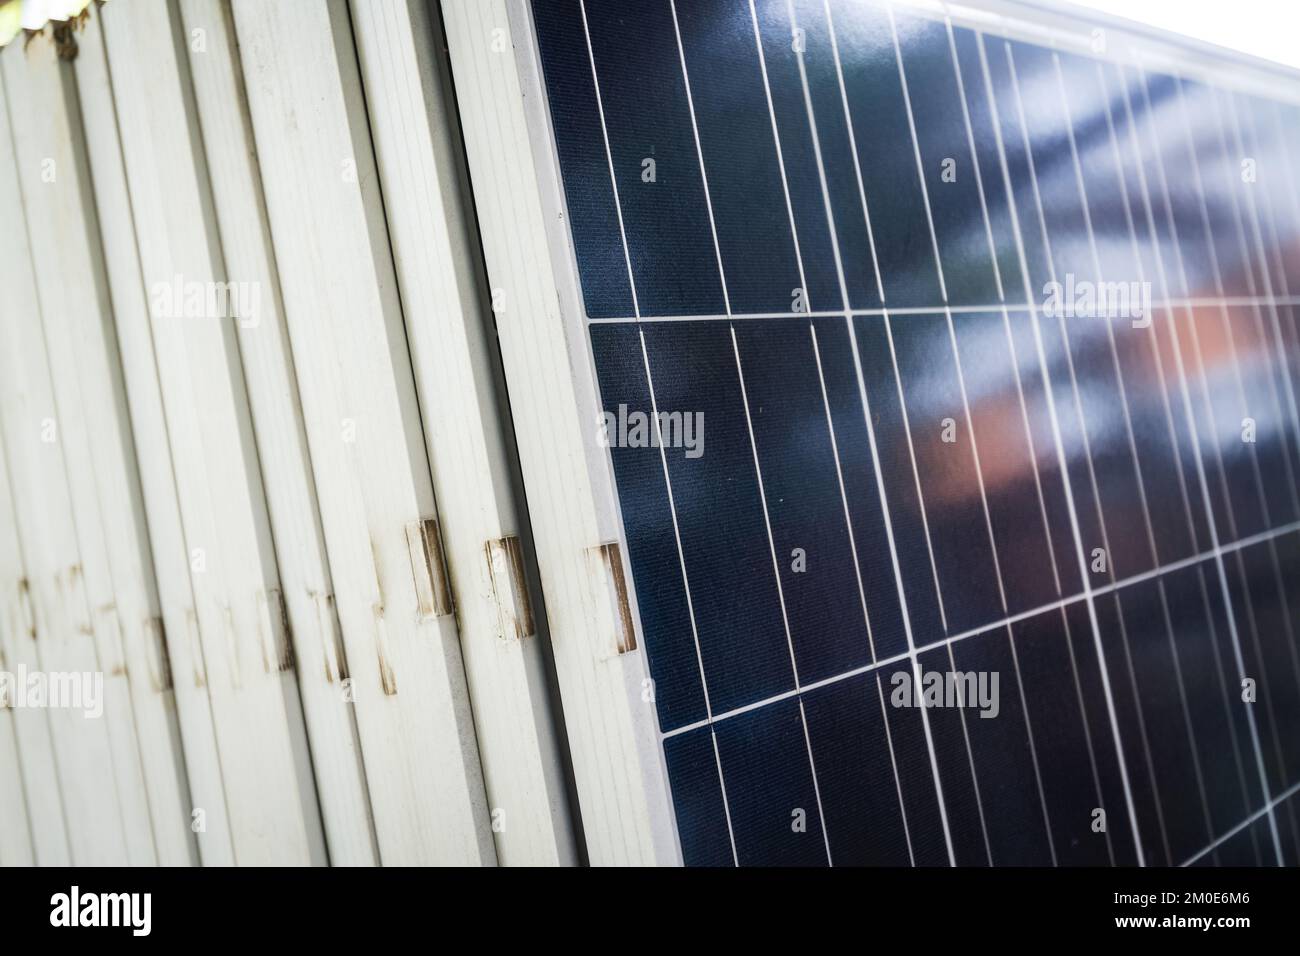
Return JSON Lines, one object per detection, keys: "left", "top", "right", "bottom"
{"left": 589, "top": 541, "right": 636, "bottom": 656}
{"left": 485, "top": 536, "right": 535, "bottom": 641}
{"left": 406, "top": 516, "right": 454, "bottom": 620}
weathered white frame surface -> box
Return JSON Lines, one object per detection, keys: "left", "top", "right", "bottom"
{"left": 349, "top": 0, "right": 576, "bottom": 866}
{"left": 442, "top": 0, "right": 680, "bottom": 866}
{"left": 73, "top": 3, "right": 229, "bottom": 867}
{"left": 0, "top": 50, "right": 129, "bottom": 865}
{"left": 178, "top": 0, "right": 378, "bottom": 866}
{"left": 100, "top": 0, "right": 326, "bottom": 865}
{"left": 0, "top": 404, "right": 47, "bottom": 867}
{"left": 230, "top": 0, "right": 495, "bottom": 866}
{"left": 3, "top": 26, "right": 199, "bottom": 867}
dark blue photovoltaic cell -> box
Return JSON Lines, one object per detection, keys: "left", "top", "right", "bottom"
{"left": 875, "top": 684, "right": 951, "bottom": 867}
{"left": 1183, "top": 80, "right": 1256, "bottom": 302}
{"left": 662, "top": 728, "right": 734, "bottom": 866}
{"left": 1107, "top": 313, "right": 1202, "bottom": 565}
{"left": 1159, "top": 563, "right": 1260, "bottom": 838}
{"left": 712, "top": 697, "right": 827, "bottom": 866}
{"left": 579, "top": 0, "right": 725, "bottom": 316}
{"left": 675, "top": 2, "right": 801, "bottom": 314}
{"left": 1139, "top": 74, "right": 1220, "bottom": 295}
{"left": 1028, "top": 324, "right": 1115, "bottom": 571}
{"left": 950, "top": 626, "right": 1054, "bottom": 865}
{"left": 808, "top": 317, "right": 908, "bottom": 660}
{"left": 1001, "top": 308, "right": 1085, "bottom": 599}
{"left": 998, "top": 43, "right": 1093, "bottom": 286}
{"left": 826, "top": 0, "right": 942, "bottom": 307}
{"left": 917, "top": 644, "right": 991, "bottom": 866}
{"left": 951, "top": 310, "right": 1060, "bottom": 615}
{"left": 1052, "top": 304, "right": 1158, "bottom": 581}
{"left": 1013, "top": 602, "right": 1137, "bottom": 866}
{"left": 973, "top": 35, "right": 1055, "bottom": 300}
{"left": 752, "top": 2, "right": 841, "bottom": 312}
{"left": 1183, "top": 308, "right": 1271, "bottom": 539}
{"left": 892, "top": 13, "right": 1000, "bottom": 306}
{"left": 1229, "top": 539, "right": 1300, "bottom": 798}
{"left": 888, "top": 312, "right": 1005, "bottom": 633}
{"left": 801, "top": 672, "right": 911, "bottom": 865}
{"left": 532, "top": 1, "right": 635, "bottom": 317}
{"left": 853, "top": 315, "right": 945, "bottom": 643}
{"left": 531, "top": 0, "right": 1300, "bottom": 867}
{"left": 589, "top": 323, "right": 706, "bottom": 731}
{"left": 949, "top": 26, "right": 1027, "bottom": 304}
{"left": 1100, "top": 579, "right": 1215, "bottom": 865}
{"left": 641, "top": 321, "right": 794, "bottom": 715}
{"left": 1199, "top": 558, "right": 1269, "bottom": 815}
{"left": 789, "top": 0, "right": 882, "bottom": 310}
{"left": 1054, "top": 52, "right": 1143, "bottom": 290}
{"left": 732, "top": 319, "right": 873, "bottom": 683}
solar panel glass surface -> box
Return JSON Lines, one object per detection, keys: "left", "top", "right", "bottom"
{"left": 531, "top": 0, "right": 1300, "bottom": 866}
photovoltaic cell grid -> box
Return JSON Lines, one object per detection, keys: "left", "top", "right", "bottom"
{"left": 530, "top": 0, "right": 1300, "bottom": 866}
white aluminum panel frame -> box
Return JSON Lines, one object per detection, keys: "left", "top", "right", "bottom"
{"left": 230, "top": 0, "right": 494, "bottom": 865}
{"left": 0, "top": 422, "right": 46, "bottom": 867}
{"left": 441, "top": 0, "right": 680, "bottom": 866}
{"left": 0, "top": 58, "right": 130, "bottom": 864}
{"left": 99, "top": 0, "right": 325, "bottom": 865}
{"left": 179, "top": 0, "right": 378, "bottom": 866}
{"left": 349, "top": 0, "right": 576, "bottom": 866}
{"left": 4, "top": 25, "right": 197, "bottom": 866}
{"left": 73, "top": 2, "right": 230, "bottom": 867}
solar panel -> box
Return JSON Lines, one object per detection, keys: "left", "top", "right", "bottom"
{"left": 520, "top": 0, "right": 1300, "bottom": 866}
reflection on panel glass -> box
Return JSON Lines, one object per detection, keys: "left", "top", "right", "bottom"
{"left": 534, "top": 0, "right": 1300, "bottom": 866}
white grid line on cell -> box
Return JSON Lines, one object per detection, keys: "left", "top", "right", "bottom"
{"left": 583, "top": 294, "right": 1300, "bottom": 324}
{"left": 661, "top": 517, "right": 1300, "bottom": 741}
{"left": 1180, "top": 779, "right": 1300, "bottom": 867}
